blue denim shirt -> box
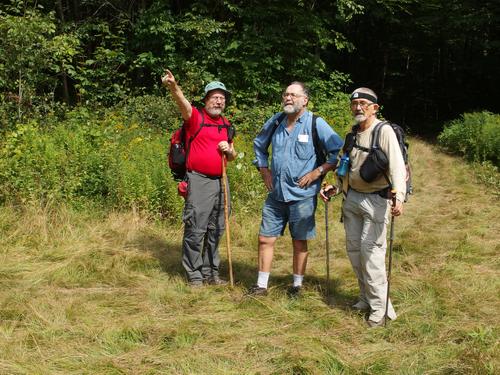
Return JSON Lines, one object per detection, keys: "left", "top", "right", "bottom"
{"left": 253, "top": 110, "right": 343, "bottom": 202}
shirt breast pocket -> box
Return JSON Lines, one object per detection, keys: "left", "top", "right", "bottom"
{"left": 295, "top": 141, "right": 313, "bottom": 160}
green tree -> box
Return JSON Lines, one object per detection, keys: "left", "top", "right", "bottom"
{"left": 0, "top": 7, "right": 56, "bottom": 119}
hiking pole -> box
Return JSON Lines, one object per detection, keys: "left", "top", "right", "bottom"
{"left": 221, "top": 154, "right": 234, "bottom": 286}
{"left": 324, "top": 199, "right": 331, "bottom": 298}
{"left": 322, "top": 182, "right": 337, "bottom": 299}
{"left": 384, "top": 190, "right": 397, "bottom": 327}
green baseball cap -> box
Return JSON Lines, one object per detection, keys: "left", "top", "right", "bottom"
{"left": 202, "top": 81, "right": 231, "bottom": 103}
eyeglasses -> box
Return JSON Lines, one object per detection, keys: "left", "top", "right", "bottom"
{"left": 350, "top": 101, "right": 374, "bottom": 110}
{"left": 208, "top": 95, "right": 226, "bottom": 102}
{"left": 282, "top": 92, "right": 305, "bottom": 99}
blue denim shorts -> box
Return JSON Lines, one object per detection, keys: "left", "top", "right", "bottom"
{"left": 259, "top": 195, "right": 317, "bottom": 240}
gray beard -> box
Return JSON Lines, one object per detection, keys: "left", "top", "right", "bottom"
{"left": 354, "top": 114, "right": 367, "bottom": 123}
{"left": 206, "top": 108, "right": 222, "bottom": 117}
{"left": 283, "top": 104, "right": 299, "bottom": 114}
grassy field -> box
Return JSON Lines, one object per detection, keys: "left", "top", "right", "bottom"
{"left": 0, "top": 138, "right": 498, "bottom": 374}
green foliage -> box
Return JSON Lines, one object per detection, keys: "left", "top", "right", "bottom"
{"left": 438, "top": 111, "right": 500, "bottom": 166}
{"left": 309, "top": 71, "right": 353, "bottom": 137}
{"left": 129, "top": 0, "right": 358, "bottom": 105}
{"left": 0, "top": 94, "right": 352, "bottom": 217}
{"left": 227, "top": 135, "right": 268, "bottom": 215}
{"left": 112, "top": 94, "right": 180, "bottom": 131}
{"left": 0, "top": 7, "right": 57, "bottom": 119}
{"left": 73, "top": 21, "right": 130, "bottom": 106}
{"left": 0, "top": 108, "right": 183, "bottom": 218}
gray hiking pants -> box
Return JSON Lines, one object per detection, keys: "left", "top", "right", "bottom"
{"left": 182, "top": 171, "right": 229, "bottom": 282}
{"left": 343, "top": 189, "right": 397, "bottom": 322}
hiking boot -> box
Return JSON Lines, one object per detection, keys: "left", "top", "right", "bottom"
{"left": 246, "top": 285, "right": 268, "bottom": 296}
{"left": 204, "top": 276, "right": 228, "bottom": 286}
{"left": 366, "top": 317, "right": 386, "bottom": 328}
{"left": 287, "top": 285, "right": 302, "bottom": 298}
{"left": 188, "top": 279, "right": 204, "bottom": 288}
{"left": 352, "top": 300, "right": 370, "bottom": 312}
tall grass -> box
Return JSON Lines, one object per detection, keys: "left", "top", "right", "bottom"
{"left": 0, "top": 138, "right": 498, "bottom": 374}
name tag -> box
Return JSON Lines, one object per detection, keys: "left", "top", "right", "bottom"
{"left": 298, "top": 134, "right": 309, "bottom": 143}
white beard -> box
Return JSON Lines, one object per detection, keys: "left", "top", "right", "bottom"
{"left": 354, "top": 114, "right": 367, "bottom": 123}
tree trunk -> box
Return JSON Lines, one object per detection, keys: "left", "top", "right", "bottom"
{"left": 56, "top": 0, "right": 65, "bottom": 23}
{"left": 61, "top": 70, "right": 70, "bottom": 104}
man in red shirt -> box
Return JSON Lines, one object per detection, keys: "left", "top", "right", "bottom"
{"left": 162, "top": 70, "right": 236, "bottom": 287}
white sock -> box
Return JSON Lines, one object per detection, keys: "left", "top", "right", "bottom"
{"left": 257, "top": 271, "right": 270, "bottom": 288}
{"left": 293, "top": 274, "right": 304, "bottom": 287}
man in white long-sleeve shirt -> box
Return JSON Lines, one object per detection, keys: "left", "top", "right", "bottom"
{"left": 321, "top": 87, "right": 406, "bottom": 327}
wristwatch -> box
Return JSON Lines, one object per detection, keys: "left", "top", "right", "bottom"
{"left": 317, "top": 166, "right": 324, "bottom": 175}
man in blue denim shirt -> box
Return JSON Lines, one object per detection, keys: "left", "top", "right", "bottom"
{"left": 248, "top": 81, "right": 343, "bottom": 296}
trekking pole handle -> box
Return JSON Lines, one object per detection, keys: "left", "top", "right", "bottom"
{"left": 321, "top": 181, "right": 337, "bottom": 202}
{"left": 391, "top": 189, "right": 397, "bottom": 214}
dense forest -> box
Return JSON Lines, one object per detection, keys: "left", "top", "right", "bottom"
{"left": 1, "top": 0, "right": 499, "bottom": 133}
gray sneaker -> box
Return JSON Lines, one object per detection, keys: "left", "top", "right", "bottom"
{"left": 366, "top": 317, "right": 386, "bottom": 328}
{"left": 205, "top": 276, "right": 228, "bottom": 286}
{"left": 352, "top": 300, "right": 370, "bottom": 311}
{"left": 246, "top": 285, "right": 268, "bottom": 296}
{"left": 188, "top": 280, "right": 204, "bottom": 288}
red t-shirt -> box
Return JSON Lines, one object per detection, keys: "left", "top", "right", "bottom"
{"left": 185, "top": 107, "right": 232, "bottom": 177}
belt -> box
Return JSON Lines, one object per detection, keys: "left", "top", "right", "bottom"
{"left": 350, "top": 186, "right": 391, "bottom": 199}
{"left": 188, "top": 170, "right": 222, "bottom": 179}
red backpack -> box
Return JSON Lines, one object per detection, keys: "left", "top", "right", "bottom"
{"left": 168, "top": 110, "right": 234, "bottom": 181}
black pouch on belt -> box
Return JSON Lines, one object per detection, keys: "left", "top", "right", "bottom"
{"left": 359, "top": 147, "right": 388, "bottom": 183}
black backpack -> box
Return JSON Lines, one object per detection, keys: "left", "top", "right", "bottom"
{"left": 345, "top": 121, "right": 413, "bottom": 201}
{"left": 168, "top": 110, "right": 234, "bottom": 181}
{"left": 265, "top": 112, "right": 327, "bottom": 168}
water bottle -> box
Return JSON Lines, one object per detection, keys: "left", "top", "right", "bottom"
{"left": 337, "top": 153, "right": 350, "bottom": 177}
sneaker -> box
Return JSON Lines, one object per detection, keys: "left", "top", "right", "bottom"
{"left": 366, "top": 317, "right": 386, "bottom": 328}
{"left": 287, "top": 285, "right": 302, "bottom": 298}
{"left": 188, "top": 280, "right": 204, "bottom": 288}
{"left": 352, "top": 300, "right": 370, "bottom": 311}
{"left": 204, "top": 276, "right": 228, "bottom": 286}
{"left": 246, "top": 285, "right": 268, "bottom": 296}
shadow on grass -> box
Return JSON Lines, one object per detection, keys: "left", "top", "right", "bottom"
{"left": 132, "top": 233, "right": 185, "bottom": 277}
{"left": 263, "top": 272, "right": 357, "bottom": 311}
{"left": 132, "top": 232, "right": 359, "bottom": 313}
{"left": 131, "top": 232, "right": 260, "bottom": 286}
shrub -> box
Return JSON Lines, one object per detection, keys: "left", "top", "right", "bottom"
{"left": 438, "top": 111, "right": 500, "bottom": 167}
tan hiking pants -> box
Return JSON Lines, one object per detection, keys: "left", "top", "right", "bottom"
{"left": 343, "top": 189, "right": 397, "bottom": 322}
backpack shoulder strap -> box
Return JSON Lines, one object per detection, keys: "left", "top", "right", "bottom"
{"left": 264, "top": 112, "right": 286, "bottom": 151}
{"left": 187, "top": 108, "right": 205, "bottom": 143}
{"left": 343, "top": 125, "right": 359, "bottom": 154}
{"left": 311, "top": 114, "right": 325, "bottom": 166}
{"left": 372, "top": 120, "right": 393, "bottom": 186}
{"left": 221, "top": 116, "right": 236, "bottom": 142}
{"left": 370, "top": 120, "right": 388, "bottom": 149}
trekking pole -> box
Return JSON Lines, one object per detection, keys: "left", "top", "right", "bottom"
{"left": 324, "top": 199, "right": 331, "bottom": 298}
{"left": 323, "top": 182, "right": 337, "bottom": 299}
{"left": 384, "top": 190, "right": 397, "bottom": 327}
{"left": 221, "top": 154, "right": 234, "bottom": 286}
